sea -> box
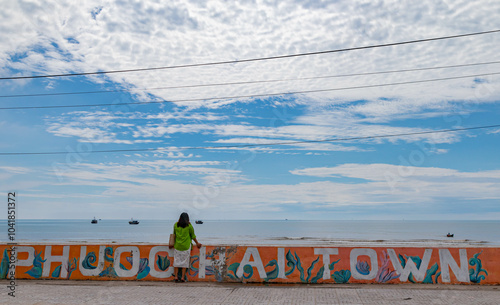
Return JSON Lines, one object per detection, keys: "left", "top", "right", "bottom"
{"left": 1, "top": 219, "right": 499, "bottom": 246}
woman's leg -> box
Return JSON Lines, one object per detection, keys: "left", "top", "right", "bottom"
{"left": 180, "top": 267, "right": 186, "bottom": 281}
{"left": 174, "top": 267, "right": 179, "bottom": 280}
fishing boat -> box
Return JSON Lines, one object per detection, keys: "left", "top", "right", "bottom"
{"left": 91, "top": 217, "right": 98, "bottom": 224}
{"left": 129, "top": 218, "right": 139, "bottom": 225}
{"left": 446, "top": 233, "right": 454, "bottom": 237}
{"left": 195, "top": 220, "right": 203, "bottom": 224}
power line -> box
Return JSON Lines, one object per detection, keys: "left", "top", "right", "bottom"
{"left": 2, "top": 60, "right": 500, "bottom": 99}
{"left": 1, "top": 29, "right": 499, "bottom": 81}
{"left": 1, "top": 124, "right": 498, "bottom": 156}
{"left": 1, "top": 71, "right": 499, "bottom": 111}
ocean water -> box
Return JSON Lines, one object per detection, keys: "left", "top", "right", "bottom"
{"left": 1, "top": 219, "right": 499, "bottom": 246}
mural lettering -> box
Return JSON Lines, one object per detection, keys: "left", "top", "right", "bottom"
{"left": 0, "top": 244, "right": 496, "bottom": 284}
{"left": 439, "top": 249, "right": 469, "bottom": 283}
{"left": 387, "top": 248, "right": 432, "bottom": 282}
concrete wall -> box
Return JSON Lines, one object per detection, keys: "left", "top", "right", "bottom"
{"left": 1, "top": 244, "right": 498, "bottom": 284}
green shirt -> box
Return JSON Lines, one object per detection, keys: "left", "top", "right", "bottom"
{"left": 173, "top": 222, "right": 196, "bottom": 251}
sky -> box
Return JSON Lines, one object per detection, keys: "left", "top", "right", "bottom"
{"left": 0, "top": 0, "right": 500, "bottom": 220}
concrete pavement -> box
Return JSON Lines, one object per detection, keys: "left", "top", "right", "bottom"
{"left": 1, "top": 280, "right": 499, "bottom": 305}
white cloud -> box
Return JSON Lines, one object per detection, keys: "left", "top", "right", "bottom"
{"left": 0, "top": 166, "right": 31, "bottom": 174}
{"left": 49, "top": 161, "right": 500, "bottom": 211}
{"left": 43, "top": 106, "right": 474, "bottom": 154}
{"left": 3, "top": 158, "right": 499, "bottom": 219}
{"left": 52, "top": 159, "right": 243, "bottom": 184}
{"left": 4, "top": 1, "right": 498, "bottom": 154}
{"left": 290, "top": 163, "right": 500, "bottom": 181}
{"left": 488, "top": 128, "right": 500, "bottom": 134}
{"left": 2, "top": 0, "right": 500, "bottom": 110}
{"left": 0, "top": 166, "right": 31, "bottom": 181}
{"left": 144, "top": 112, "right": 228, "bottom": 121}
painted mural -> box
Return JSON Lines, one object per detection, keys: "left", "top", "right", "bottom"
{"left": 0, "top": 245, "right": 498, "bottom": 284}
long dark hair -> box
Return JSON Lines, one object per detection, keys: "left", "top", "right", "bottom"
{"left": 177, "top": 212, "right": 190, "bottom": 228}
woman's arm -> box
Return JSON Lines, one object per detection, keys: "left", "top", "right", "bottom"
{"left": 192, "top": 237, "right": 202, "bottom": 248}
{"left": 189, "top": 224, "right": 201, "bottom": 248}
{"left": 169, "top": 234, "right": 176, "bottom": 249}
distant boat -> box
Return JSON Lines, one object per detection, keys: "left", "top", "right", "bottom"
{"left": 91, "top": 217, "right": 98, "bottom": 224}
{"left": 195, "top": 220, "right": 203, "bottom": 224}
{"left": 446, "top": 233, "right": 454, "bottom": 237}
{"left": 129, "top": 218, "right": 139, "bottom": 225}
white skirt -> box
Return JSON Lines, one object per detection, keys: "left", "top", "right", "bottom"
{"left": 173, "top": 248, "right": 191, "bottom": 268}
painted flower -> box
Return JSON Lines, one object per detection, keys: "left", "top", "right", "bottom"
{"left": 333, "top": 270, "right": 351, "bottom": 283}
{"left": 375, "top": 251, "right": 399, "bottom": 283}
{"left": 356, "top": 260, "right": 370, "bottom": 275}
{"left": 156, "top": 254, "right": 170, "bottom": 271}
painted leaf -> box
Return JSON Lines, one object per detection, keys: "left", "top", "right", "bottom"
{"left": 311, "top": 266, "right": 324, "bottom": 283}
{"left": 306, "top": 257, "right": 320, "bottom": 283}
{"left": 285, "top": 250, "right": 296, "bottom": 276}
{"left": 407, "top": 255, "right": 422, "bottom": 269}
{"left": 329, "top": 259, "right": 340, "bottom": 271}
{"left": 26, "top": 267, "right": 43, "bottom": 279}
{"left": 294, "top": 253, "right": 305, "bottom": 282}
{"left": 137, "top": 266, "right": 150, "bottom": 280}
{"left": 138, "top": 258, "right": 149, "bottom": 274}
{"left": 26, "top": 251, "right": 45, "bottom": 278}
{"left": 265, "top": 260, "right": 279, "bottom": 281}
{"left": 469, "top": 251, "right": 488, "bottom": 283}
{"left": 0, "top": 249, "right": 9, "bottom": 279}
{"left": 205, "top": 266, "right": 216, "bottom": 276}
{"left": 52, "top": 265, "right": 62, "bottom": 278}
{"left": 398, "top": 254, "right": 406, "bottom": 268}
{"left": 423, "top": 263, "right": 439, "bottom": 284}
{"left": 67, "top": 257, "right": 78, "bottom": 279}
{"left": 32, "top": 251, "right": 45, "bottom": 268}
{"left": 228, "top": 262, "right": 240, "bottom": 279}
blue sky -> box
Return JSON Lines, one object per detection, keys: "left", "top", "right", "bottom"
{"left": 1, "top": 0, "right": 500, "bottom": 220}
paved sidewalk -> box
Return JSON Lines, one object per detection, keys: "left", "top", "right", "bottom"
{"left": 1, "top": 280, "right": 499, "bottom": 305}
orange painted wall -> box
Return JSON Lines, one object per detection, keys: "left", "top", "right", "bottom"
{"left": 1, "top": 244, "right": 498, "bottom": 284}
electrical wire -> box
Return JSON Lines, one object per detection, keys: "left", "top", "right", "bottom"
{"left": 1, "top": 29, "right": 499, "bottom": 81}
{"left": 1, "top": 60, "right": 499, "bottom": 99}
{"left": 1, "top": 71, "right": 499, "bottom": 110}
{"left": 1, "top": 124, "right": 498, "bottom": 156}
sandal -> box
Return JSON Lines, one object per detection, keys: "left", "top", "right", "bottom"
{"left": 174, "top": 278, "right": 180, "bottom": 283}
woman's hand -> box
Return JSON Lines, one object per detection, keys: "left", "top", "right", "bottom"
{"left": 193, "top": 238, "right": 202, "bottom": 249}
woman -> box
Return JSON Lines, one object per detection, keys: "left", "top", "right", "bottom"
{"left": 170, "top": 212, "right": 202, "bottom": 282}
